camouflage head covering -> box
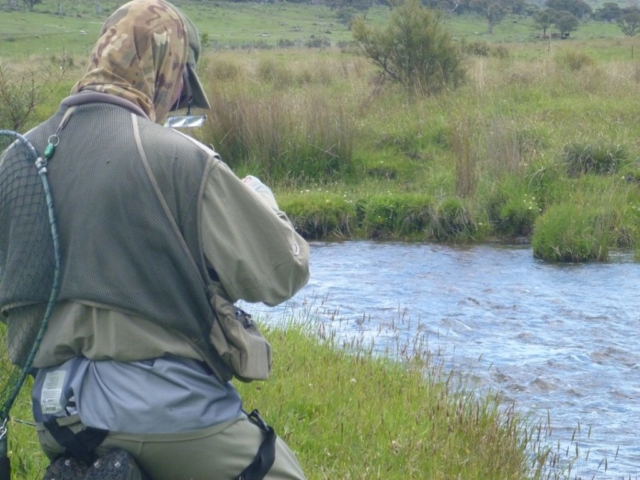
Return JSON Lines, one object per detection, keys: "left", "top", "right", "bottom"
{"left": 72, "top": 0, "right": 189, "bottom": 123}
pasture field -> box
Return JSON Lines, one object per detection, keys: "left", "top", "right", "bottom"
{"left": 0, "top": 1, "right": 636, "bottom": 56}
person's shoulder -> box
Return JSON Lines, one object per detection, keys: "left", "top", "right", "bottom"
{"left": 136, "top": 118, "right": 219, "bottom": 161}
{"left": 171, "top": 129, "right": 221, "bottom": 160}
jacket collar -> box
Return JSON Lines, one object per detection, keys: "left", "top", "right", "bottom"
{"left": 60, "top": 92, "right": 150, "bottom": 120}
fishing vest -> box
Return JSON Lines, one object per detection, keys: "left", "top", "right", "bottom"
{"left": 0, "top": 101, "right": 232, "bottom": 380}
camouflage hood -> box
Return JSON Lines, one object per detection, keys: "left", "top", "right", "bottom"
{"left": 72, "top": 0, "right": 190, "bottom": 123}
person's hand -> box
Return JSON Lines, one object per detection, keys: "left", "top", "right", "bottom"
{"left": 242, "top": 175, "right": 278, "bottom": 210}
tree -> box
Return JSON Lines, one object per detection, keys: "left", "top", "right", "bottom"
{"left": 617, "top": 7, "right": 640, "bottom": 35}
{"left": 554, "top": 10, "right": 579, "bottom": 36}
{"left": 485, "top": 2, "right": 507, "bottom": 33}
{"left": 470, "top": 0, "right": 507, "bottom": 34}
{"left": 352, "top": 0, "right": 465, "bottom": 93}
{"left": 510, "top": 0, "right": 528, "bottom": 15}
{"left": 545, "top": 0, "right": 591, "bottom": 19}
{"left": 595, "top": 2, "right": 621, "bottom": 22}
{"left": 336, "top": 6, "right": 358, "bottom": 26}
{"left": 22, "top": 0, "right": 41, "bottom": 11}
{"left": 535, "top": 8, "right": 556, "bottom": 37}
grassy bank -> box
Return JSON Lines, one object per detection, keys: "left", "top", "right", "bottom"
{"left": 238, "top": 323, "right": 556, "bottom": 479}
{"left": 195, "top": 46, "right": 640, "bottom": 261}
{"left": 1, "top": 320, "right": 561, "bottom": 479}
{"left": 3, "top": 3, "right": 640, "bottom": 262}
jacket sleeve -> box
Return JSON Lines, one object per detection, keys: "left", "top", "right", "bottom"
{"left": 200, "top": 159, "right": 309, "bottom": 306}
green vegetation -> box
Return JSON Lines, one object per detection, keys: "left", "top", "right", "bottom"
{"left": 3, "top": 1, "right": 640, "bottom": 265}
{"left": 1, "top": 2, "right": 638, "bottom": 478}
{"left": 192, "top": 43, "right": 640, "bottom": 261}
{"left": 238, "top": 323, "right": 554, "bottom": 479}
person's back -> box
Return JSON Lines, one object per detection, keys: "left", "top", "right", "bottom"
{"left": 0, "top": 1, "right": 309, "bottom": 478}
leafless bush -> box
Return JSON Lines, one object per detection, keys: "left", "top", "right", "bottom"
{"left": 0, "top": 63, "right": 64, "bottom": 132}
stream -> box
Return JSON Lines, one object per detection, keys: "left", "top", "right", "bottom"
{"left": 245, "top": 241, "right": 640, "bottom": 478}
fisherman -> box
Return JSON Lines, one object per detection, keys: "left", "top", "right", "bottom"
{"left": 0, "top": 0, "right": 309, "bottom": 478}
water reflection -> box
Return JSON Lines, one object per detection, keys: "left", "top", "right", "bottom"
{"left": 247, "top": 241, "right": 640, "bottom": 477}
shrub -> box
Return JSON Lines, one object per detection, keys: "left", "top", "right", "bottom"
{"left": 352, "top": 0, "right": 465, "bottom": 94}
{"left": 554, "top": 51, "right": 595, "bottom": 71}
{"left": 336, "top": 7, "right": 357, "bottom": 26}
{"left": 492, "top": 45, "right": 509, "bottom": 59}
{"left": 277, "top": 39, "right": 296, "bottom": 48}
{"left": 532, "top": 203, "right": 611, "bottom": 261}
{"left": 464, "top": 40, "right": 491, "bottom": 57}
{"left": 358, "top": 193, "right": 433, "bottom": 239}
{"left": 0, "top": 64, "right": 64, "bottom": 131}
{"left": 486, "top": 184, "right": 539, "bottom": 238}
{"left": 562, "top": 142, "right": 628, "bottom": 177}
{"left": 428, "top": 197, "right": 476, "bottom": 242}
{"left": 306, "top": 36, "right": 331, "bottom": 48}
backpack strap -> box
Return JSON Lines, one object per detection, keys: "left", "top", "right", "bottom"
{"left": 235, "top": 410, "right": 276, "bottom": 480}
{"left": 43, "top": 419, "right": 109, "bottom": 466}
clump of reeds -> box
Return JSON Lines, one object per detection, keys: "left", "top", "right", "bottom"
{"left": 562, "top": 141, "right": 628, "bottom": 178}
{"left": 532, "top": 202, "right": 612, "bottom": 261}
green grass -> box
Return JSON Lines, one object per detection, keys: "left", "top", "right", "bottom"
{"left": 238, "top": 322, "right": 551, "bottom": 480}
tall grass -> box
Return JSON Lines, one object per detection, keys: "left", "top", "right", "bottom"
{"left": 200, "top": 54, "right": 360, "bottom": 184}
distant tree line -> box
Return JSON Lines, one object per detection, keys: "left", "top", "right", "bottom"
{"left": 329, "top": 0, "right": 640, "bottom": 38}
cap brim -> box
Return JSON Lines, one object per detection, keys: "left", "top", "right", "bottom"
{"left": 186, "top": 63, "right": 211, "bottom": 110}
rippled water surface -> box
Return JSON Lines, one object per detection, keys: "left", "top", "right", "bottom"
{"left": 249, "top": 241, "right": 640, "bottom": 477}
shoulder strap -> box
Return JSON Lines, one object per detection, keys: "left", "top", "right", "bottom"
{"left": 235, "top": 410, "right": 276, "bottom": 480}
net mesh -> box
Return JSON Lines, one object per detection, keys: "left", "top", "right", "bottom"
{"left": 0, "top": 131, "right": 59, "bottom": 421}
